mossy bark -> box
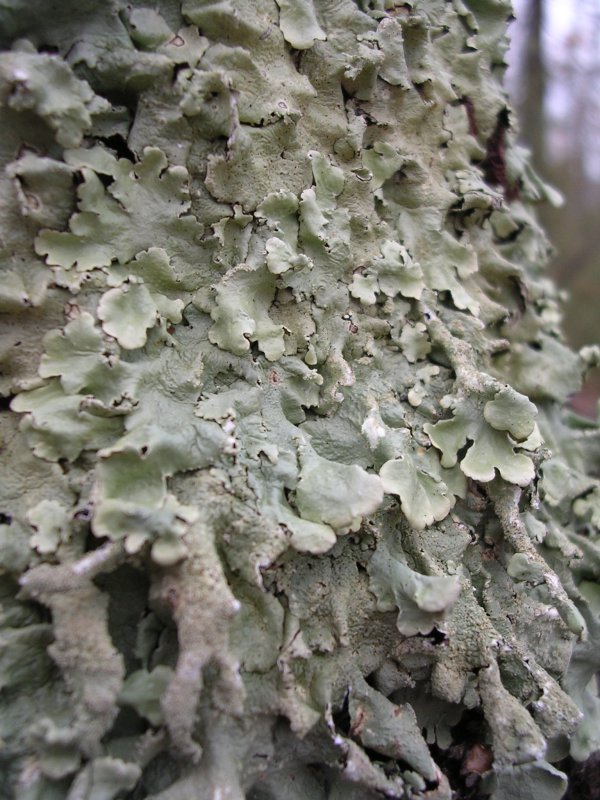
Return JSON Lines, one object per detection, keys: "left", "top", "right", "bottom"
{"left": 0, "top": 2, "right": 599, "bottom": 799}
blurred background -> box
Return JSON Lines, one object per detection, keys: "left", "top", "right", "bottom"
{"left": 506, "top": 0, "right": 600, "bottom": 416}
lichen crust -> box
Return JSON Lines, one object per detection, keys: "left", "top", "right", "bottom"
{"left": 0, "top": 2, "right": 599, "bottom": 798}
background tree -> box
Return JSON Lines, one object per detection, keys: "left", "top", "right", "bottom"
{"left": 509, "top": 0, "right": 600, "bottom": 415}
{"left": 0, "top": 2, "right": 599, "bottom": 799}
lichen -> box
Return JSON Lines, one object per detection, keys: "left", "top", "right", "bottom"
{"left": 1, "top": 1, "right": 599, "bottom": 798}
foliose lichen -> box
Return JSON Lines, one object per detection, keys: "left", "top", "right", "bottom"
{"left": 1, "top": 1, "right": 599, "bottom": 798}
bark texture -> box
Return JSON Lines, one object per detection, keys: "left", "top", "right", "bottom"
{"left": 0, "top": 2, "right": 599, "bottom": 799}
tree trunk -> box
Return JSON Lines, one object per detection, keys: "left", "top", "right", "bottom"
{"left": 519, "top": 0, "right": 546, "bottom": 171}
{"left": 0, "top": 2, "right": 599, "bottom": 799}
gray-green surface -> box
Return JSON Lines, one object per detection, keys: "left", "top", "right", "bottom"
{"left": 0, "top": 1, "right": 599, "bottom": 797}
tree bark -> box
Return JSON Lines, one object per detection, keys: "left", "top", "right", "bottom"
{"left": 0, "top": 2, "right": 599, "bottom": 799}
{"left": 520, "top": 0, "right": 547, "bottom": 171}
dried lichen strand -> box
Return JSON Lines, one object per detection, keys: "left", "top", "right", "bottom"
{"left": 488, "top": 480, "right": 587, "bottom": 639}
{"left": 151, "top": 518, "right": 245, "bottom": 764}
{"left": 19, "top": 544, "right": 127, "bottom": 758}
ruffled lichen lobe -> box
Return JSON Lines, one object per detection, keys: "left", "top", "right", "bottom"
{"left": 0, "top": 1, "right": 599, "bottom": 798}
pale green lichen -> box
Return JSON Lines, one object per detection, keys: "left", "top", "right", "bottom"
{"left": 424, "top": 393, "right": 536, "bottom": 486}
{"left": 380, "top": 454, "right": 455, "bottom": 531}
{"left": 0, "top": 49, "right": 109, "bottom": 147}
{"left": 1, "top": 1, "right": 599, "bottom": 798}
{"left": 295, "top": 445, "right": 384, "bottom": 531}
{"left": 27, "top": 499, "right": 71, "bottom": 555}
{"left": 275, "top": 0, "right": 327, "bottom": 50}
